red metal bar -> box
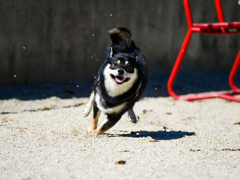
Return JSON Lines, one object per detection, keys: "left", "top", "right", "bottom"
{"left": 167, "top": 0, "right": 240, "bottom": 102}
{"left": 228, "top": 49, "right": 240, "bottom": 92}
{"left": 215, "top": 0, "right": 225, "bottom": 22}
{"left": 167, "top": 30, "right": 192, "bottom": 100}
{"left": 191, "top": 27, "right": 240, "bottom": 34}
{"left": 218, "top": 93, "right": 240, "bottom": 102}
{"left": 178, "top": 93, "right": 218, "bottom": 101}
{"left": 193, "top": 22, "right": 240, "bottom": 28}
{"left": 183, "top": 0, "right": 193, "bottom": 28}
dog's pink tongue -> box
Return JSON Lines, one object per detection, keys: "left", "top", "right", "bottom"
{"left": 115, "top": 76, "right": 124, "bottom": 83}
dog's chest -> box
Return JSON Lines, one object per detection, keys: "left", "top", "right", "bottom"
{"left": 95, "top": 93, "right": 126, "bottom": 114}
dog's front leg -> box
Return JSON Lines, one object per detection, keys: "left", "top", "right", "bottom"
{"left": 128, "top": 108, "right": 138, "bottom": 123}
{"left": 92, "top": 114, "right": 121, "bottom": 135}
{"left": 82, "top": 92, "right": 95, "bottom": 117}
{"left": 88, "top": 103, "right": 101, "bottom": 133}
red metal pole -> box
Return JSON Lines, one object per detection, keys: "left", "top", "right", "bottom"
{"left": 183, "top": 0, "right": 193, "bottom": 28}
{"left": 167, "top": 30, "right": 192, "bottom": 100}
{"left": 218, "top": 93, "right": 240, "bottom": 102}
{"left": 229, "top": 49, "right": 240, "bottom": 92}
{"left": 167, "top": 0, "right": 240, "bottom": 102}
{"left": 215, "top": 0, "right": 225, "bottom": 22}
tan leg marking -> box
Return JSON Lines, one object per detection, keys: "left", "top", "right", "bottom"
{"left": 88, "top": 111, "right": 101, "bottom": 133}
{"left": 91, "top": 117, "right": 118, "bottom": 135}
{"left": 92, "top": 127, "right": 110, "bottom": 135}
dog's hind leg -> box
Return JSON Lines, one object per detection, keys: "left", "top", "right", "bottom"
{"left": 82, "top": 92, "right": 95, "bottom": 117}
{"left": 92, "top": 114, "right": 121, "bottom": 135}
{"left": 128, "top": 108, "right": 138, "bottom": 123}
{"left": 88, "top": 103, "right": 101, "bottom": 133}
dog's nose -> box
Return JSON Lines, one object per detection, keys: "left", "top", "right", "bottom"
{"left": 118, "top": 68, "right": 125, "bottom": 75}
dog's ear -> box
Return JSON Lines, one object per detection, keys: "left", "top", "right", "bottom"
{"left": 109, "top": 46, "right": 117, "bottom": 58}
{"left": 132, "top": 50, "right": 138, "bottom": 61}
{"left": 109, "top": 47, "right": 113, "bottom": 58}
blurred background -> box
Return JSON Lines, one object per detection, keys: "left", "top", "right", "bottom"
{"left": 0, "top": 0, "right": 240, "bottom": 98}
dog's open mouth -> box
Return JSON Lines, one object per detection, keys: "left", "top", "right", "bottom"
{"left": 110, "top": 74, "right": 130, "bottom": 84}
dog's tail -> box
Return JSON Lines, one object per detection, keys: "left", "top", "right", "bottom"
{"left": 108, "top": 27, "right": 132, "bottom": 50}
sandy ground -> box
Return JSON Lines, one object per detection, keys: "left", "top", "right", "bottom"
{"left": 1, "top": 73, "right": 240, "bottom": 180}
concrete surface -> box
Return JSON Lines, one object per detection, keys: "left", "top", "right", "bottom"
{"left": 1, "top": 72, "right": 240, "bottom": 179}
{"left": 1, "top": 89, "right": 240, "bottom": 180}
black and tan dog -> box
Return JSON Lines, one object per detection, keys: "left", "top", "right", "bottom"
{"left": 82, "top": 27, "right": 148, "bottom": 134}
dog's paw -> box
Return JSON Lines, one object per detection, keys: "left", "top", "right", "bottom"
{"left": 129, "top": 115, "right": 140, "bottom": 123}
{"left": 128, "top": 108, "right": 139, "bottom": 123}
{"left": 88, "top": 125, "right": 97, "bottom": 133}
{"left": 128, "top": 113, "right": 139, "bottom": 123}
{"left": 87, "top": 128, "right": 94, "bottom": 133}
{"left": 82, "top": 105, "right": 91, "bottom": 117}
{"left": 91, "top": 130, "right": 98, "bottom": 135}
{"left": 89, "top": 128, "right": 100, "bottom": 135}
{"left": 129, "top": 117, "right": 137, "bottom": 123}
{"left": 91, "top": 129, "right": 104, "bottom": 135}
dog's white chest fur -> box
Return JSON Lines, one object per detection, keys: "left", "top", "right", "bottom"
{"left": 95, "top": 93, "right": 126, "bottom": 114}
{"left": 103, "top": 64, "right": 138, "bottom": 97}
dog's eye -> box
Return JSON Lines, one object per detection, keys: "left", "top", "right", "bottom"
{"left": 111, "top": 62, "right": 119, "bottom": 69}
{"left": 113, "top": 62, "right": 119, "bottom": 67}
{"left": 126, "top": 64, "right": 132, "bottom": 71}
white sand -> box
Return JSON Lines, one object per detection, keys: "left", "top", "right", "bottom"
{"left": 1, "top": 95, "right": 240, "bottom": 180}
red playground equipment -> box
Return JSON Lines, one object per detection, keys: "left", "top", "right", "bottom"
{"left": 167, "top": 0, "right": 240, "bottom": 102}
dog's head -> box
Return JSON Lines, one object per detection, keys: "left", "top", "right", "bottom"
{"left": 105, "top": 50, "right": 138, "bottom": 85}
{"left": 103, "top": 50, "right": 139, "bottom": 96}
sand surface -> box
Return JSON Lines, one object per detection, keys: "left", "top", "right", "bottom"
{"left": 1, "top": 73, "right": 240, "bottom": 180}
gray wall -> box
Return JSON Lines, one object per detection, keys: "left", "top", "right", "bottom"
{"left": 1, "top": 0, "right": 240, "bottom": 85}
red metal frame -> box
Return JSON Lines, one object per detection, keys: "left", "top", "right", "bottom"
{"left": 167, "top": 0, "right": 240, "bottom": 102}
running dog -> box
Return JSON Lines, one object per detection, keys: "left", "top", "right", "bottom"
{"left": 82, "top": 27, "right": 148, "bottom": 134}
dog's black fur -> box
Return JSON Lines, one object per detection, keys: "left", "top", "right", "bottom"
{"left": 82, "top": 27, "right": 148, "bottom": 134}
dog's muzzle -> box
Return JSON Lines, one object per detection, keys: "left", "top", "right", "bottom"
{"left": 110, "top": 68, "right": 130, "bottom": 84}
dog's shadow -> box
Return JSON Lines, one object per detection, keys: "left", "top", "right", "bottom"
{"left": 116, "top": 130, "right": 196, "bottom": 141}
